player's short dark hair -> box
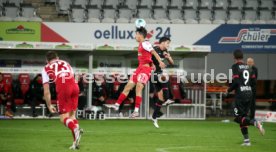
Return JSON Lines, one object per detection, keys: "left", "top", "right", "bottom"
{"left": 159, "top": 37, "right": 171, "bottom": 43}
{"left": 233, "top": 49, "right": 243, "bottom": 59}
{"left": 46, "top": 51, "right": 58, "bottom": 62}
{"left": 136, "top": 27, "right": 147, "bottom": 38}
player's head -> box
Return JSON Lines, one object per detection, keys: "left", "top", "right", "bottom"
{"left": 46, "top": 51, "right": 59, "bottom": 63}
{"left": 247, "top": 57, "right": 254, "bottom": 66}
{"left": 233, "top": 49, "right": 243, "bottom": 62}
{"left": 159, "top": 37, "right": 171, "bottom": 51}
{"left": 135, "top": 27, "right": 147, "bottom": 42}
{"left": 36, "top": 74, "right": 42, "bottom": 84}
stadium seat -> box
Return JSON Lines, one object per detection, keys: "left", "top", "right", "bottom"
{"left": 0, "top": 0, "right": 7, "bottom": 7}
{"left": 124, "top": 0, "right": 138, "bottom": 10}
{"left": 255, "top": 8, "right": 273, "bottom": 24}
{"left": 69, "top": 5, "right": 86, "bottom": 22}
{"left": 244, "top": 0, "right": 259, "bottom": 10}
{"left": 241, "top": 7, "right": 257, "bottom": 24}
{"left": 183, "top": 6, "right": 198, "bottom": 24}
{"left": 214, "top": 0, "right": 228, "bottom": 9}
{"left": 116, "top": 5, "right": 132, "bottom": 23}
{"left": 88, "top": 0, "right": 103, "bottom": 8}
{"left": 185, "top": 0, "right": 199, "bottom": 9}
{"left": 213, "top": 7, "right": 227, "bottom": 24}
{"left": 101, "top": 5, "right": 116, "bottom": 23}
{"left": 229, "top": 0, "right": 244, "bottom": 9}
{"left": 154, "top": 0, "right": 169, "bottom": 9}
{"left": 73, "top": 0, "right": 89, "bottom": 9}
{"left": 139, "top": 0, "right": 153, "bottom": 8}
{"left": 267, "top": 8, "right": 276, "bottom": 24}
{"left": 104, "top": 0, "right": 120, "bottom": 9}
{"left": 169, "top": 0, "right": 184, "bottom": 9}
{"left": 0, "top": 3, "right": 19, "bottom": 21}
{"left": 136, "top": 6, "right": 156, "bottom": 23}
{"left": 16, "top": 4, "right": 42, "bottom": 22}
{"left": 2, "top": 73, "right": 13, "bottom": 93}
{"left": 227, "top": 7, "right": 242, "bottom": 24}
{"left": 170, "top": 76, "right": 192, "bottom": 104}
{"left": 260, "top": 0, "right": 274, "bottom": 10}
{"left": 200, "top": 0, "right": 214, "bottom": 9}
{"left": 168, "top": 6, "right": 184, "bottom": 24}
{"left": 198, "top": 7, "right": 212, "bottom": 24}
{"left": 7, "top": 0, "right": 23, "bottom": 7}
{"left": 14, "top": 74, "right": 30, "bottom": 105}
{"left": 56, "top": 0, "right": 73, "bottom": 14}
{"left": 87, "top": 5, "right": 101, "bottom": 23}
{"left": 153, "top": 6, "right": 170, "bottom": 24}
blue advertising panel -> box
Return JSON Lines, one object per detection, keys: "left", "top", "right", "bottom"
{"left": 195, "top": 24, "right": 276, "bottom": 52}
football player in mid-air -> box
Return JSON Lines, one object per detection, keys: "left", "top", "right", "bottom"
{"left": 151, "top": 37, "right": 175, "bottom": 128}
{"left": 112, "top": 26, "right": 166, "bottom": 118}
{"left": 227, "top": 49, "right": 264, "bottom": 146}
{"left": 42, "top": 51, "right": 83, "bottom": 150}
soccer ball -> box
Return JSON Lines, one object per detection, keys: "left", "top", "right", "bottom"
{"left": 135, "top": 19, "right": 146, "bottom": 28}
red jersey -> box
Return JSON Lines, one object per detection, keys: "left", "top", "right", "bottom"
{"left": 42, "top": 59, "right": 76, "bottom": 88}
{"left": 138, "top": 41, "right": 153, "bottom": 65}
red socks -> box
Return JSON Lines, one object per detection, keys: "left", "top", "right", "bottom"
{"left": 135, "top": 96, "right": 142, "bottom": 109}
{"left": 64, "top": 117, "right": 77, "bottom": 141}
{"left": 73, "top": 119, "right": 79, "bottom": 128}
{"left": 116, "top": 93, "right": 127, "bottom": 105}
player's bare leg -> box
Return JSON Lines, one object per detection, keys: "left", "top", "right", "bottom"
{"left": 112, "top": 81, "right": 136, "bottom": 111}
{"left": 130, "top": 82, "right": 144, "bottom": 118}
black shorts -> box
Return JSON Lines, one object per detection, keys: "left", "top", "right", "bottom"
{"left": 233, "top": 99, "right": 252, "bottom": 117}
{"left": 149, "top": 80, "right": 155, "bottom": 94}
{"left": 151, "top": 74, "right": 164, "bottom": 92}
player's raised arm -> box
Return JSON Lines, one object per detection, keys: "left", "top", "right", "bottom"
{"left": 151, "top": 50, "right": 166, "bottom": 69}
{"left": 164, "top": 51, "right": 174, "bottom": 65}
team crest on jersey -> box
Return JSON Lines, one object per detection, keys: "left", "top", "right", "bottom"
{"left": 219, "top": 29, "right": 276, "bottom": 44}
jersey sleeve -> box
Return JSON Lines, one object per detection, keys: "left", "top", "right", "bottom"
{"left": 228, "top": 64, "right": 239, "bottom": 92}
{"left": 142, "top": 41, "right": 154, "bottom": 52}
{"left": 41, "top": 68, "right": 49, "bottom": 84}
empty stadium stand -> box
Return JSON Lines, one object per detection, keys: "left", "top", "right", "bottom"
{"left": 1, "top": 0, "right": 275, "bottom": 24}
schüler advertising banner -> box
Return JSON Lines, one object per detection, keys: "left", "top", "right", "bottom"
{"left": 0, "top": 22, "right": 41, "bottom": 42}
{"left": 194, "top": 24, "right": 276, "bottom": 52}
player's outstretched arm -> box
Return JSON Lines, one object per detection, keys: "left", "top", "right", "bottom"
{"left": 151, "top": 50, "right": 166, "bottom": 69}
{"left": 43, "top": 83, "right": 56, "bottom": 113}
{"left": 164, "top": 52, "right": 174, "bottom": 65}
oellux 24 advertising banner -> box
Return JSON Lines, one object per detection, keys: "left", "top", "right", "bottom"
{"left": 0, "top": 22, "right": 275, "bottom": 52}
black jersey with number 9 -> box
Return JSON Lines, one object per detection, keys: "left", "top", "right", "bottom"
{"left": 228, "top": 62, "right": 256, "bottom": 100}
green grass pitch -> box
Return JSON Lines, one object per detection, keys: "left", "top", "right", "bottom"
{"left": 0, "top": 119, "right": 275, "bottom": 152}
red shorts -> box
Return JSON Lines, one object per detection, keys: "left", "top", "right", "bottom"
{"left": 56, "top": 83, "right": 79, "bottom": 114}
{"left": 130, "top": 65, "right": 152, "bottom": 84}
